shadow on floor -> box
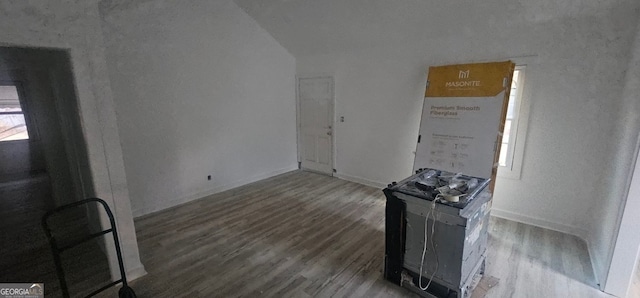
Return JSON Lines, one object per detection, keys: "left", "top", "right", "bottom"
{"left": 0, "top": 175, "right": 111, "bottom": 297}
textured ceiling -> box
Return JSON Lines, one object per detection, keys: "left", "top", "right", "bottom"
{"left": 233, "top": 0, "right": 631, "bottom": 56}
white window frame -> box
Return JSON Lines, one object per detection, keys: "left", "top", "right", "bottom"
{"left": 498, "top": 64, "right": 530, "bottom": 180}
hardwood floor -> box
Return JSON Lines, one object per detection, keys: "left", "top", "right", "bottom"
{"left": 486, "top": 217, "right": 606, "bottom": 298}
{"left": 109, "top": 170, "right": 609, "bottom": 298}
{"left": 0, "top": 175, "right": 111, "bottom": 297}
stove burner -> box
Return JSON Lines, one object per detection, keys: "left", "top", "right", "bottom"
{"left": 390, "top": 168, "right": 489, "bottom": 208}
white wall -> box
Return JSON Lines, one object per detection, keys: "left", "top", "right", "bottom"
{"left": 598, "top": 21, "right": 640, "bottom": 296}
{"left": 0, "top": 0, "right": 145, "bottom": 281}
{"left": 99, "top": 0, "right": 298, "bottom": 217}
{"left": 296, "top": 2, "right": 640, "bottom": 288}
{"left": 298, "top": 52, "right": 425, "bottom": 187}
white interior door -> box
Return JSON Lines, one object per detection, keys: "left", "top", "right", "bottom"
{"left": 298, "top": 76, "right": 334, "bottom": 175}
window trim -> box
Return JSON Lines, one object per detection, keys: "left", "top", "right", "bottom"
{"left": 498, "top": 64, "right": 531, "bottom": 180}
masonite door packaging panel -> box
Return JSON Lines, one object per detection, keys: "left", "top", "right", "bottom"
{"left": 414, "top": 61, "right": 515, "bottom": 185}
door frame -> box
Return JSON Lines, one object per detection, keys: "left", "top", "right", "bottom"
{"left": 296, "top": 74, "right": 336, "bottom": 176}
{"left": 1, "top": 65, "right": 84, "bottom": 208}
{"left": 604, "top": 132, "right": 640, "bottom": 297}
{"left": 0, "top": 41, "right": 145, "bottom": 281}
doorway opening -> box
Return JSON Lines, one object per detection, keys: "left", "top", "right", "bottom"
{"left": 0, "top": 46, "right": 108, "bottom": 296}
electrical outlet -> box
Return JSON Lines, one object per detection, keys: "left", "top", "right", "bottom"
{"left": 207, "top": 175, "right": 212, "bottom": 181}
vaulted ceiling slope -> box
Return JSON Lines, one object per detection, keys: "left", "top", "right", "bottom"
{"left": 234, "top": 0, "right": 638, "bottom": 56}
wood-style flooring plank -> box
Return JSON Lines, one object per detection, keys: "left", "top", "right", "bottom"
{"left": 112, "top": 170, "right": 610, "bottom": 298}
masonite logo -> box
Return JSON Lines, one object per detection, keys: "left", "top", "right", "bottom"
{"left": 426, "top": 61, "right": 515, "bottom": 97}
{"left": 0, "top": 283, "right": 44, "bottom": 298}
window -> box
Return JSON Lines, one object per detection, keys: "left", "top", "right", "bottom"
{"left": 498, "top": 65, "right": 527, "bottom": 179}
{"left": 0, "top": 85, "right": 29, "bottom": 141}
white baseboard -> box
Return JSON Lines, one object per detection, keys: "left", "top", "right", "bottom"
{"left": 133, "top": 165, "right": 298, "bottom": 217}
{"left": 584, "top": 235, "right": 604, "bottom": 290}
{"left": 491, "top": 208, "right": 589, "bottom": 242}
{"left": 0, "top": 174, "right": 48, "bottom": 188}
{"left": 335, "top": 173, "right": 386, "bottom": 189}
{"left": 126, "top": 265, "right": 147, "bottom": 282}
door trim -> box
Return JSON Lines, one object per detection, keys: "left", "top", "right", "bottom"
{"left": 296, "top": 74, "right": 335, "bottom": 176}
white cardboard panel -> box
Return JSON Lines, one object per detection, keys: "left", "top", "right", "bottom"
{"left": 413, "top": 91, "right": 504, "bottom": 178}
